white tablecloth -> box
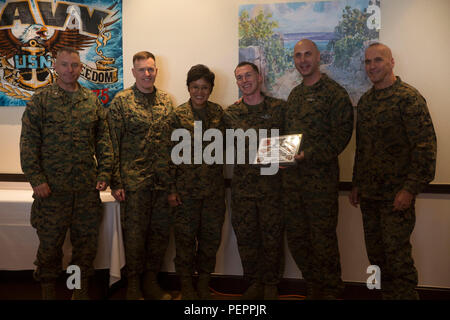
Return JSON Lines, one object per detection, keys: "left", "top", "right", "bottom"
{"left": 0, "top": 188, "right": 125, "bottom": 286}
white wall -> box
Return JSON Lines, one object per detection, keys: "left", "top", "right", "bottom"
{"left": 0, "top": 0, "right": 449, "bottom": 288}
{"left": 176, "top": 192, "right": 450, "bottom": 288}
{"left": 1, "top": 0, "right": 450, "bottom": 183}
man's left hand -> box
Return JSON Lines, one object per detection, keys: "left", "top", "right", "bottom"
{"left": 393, "top": 189, "right": 414, "bottom": 211}
{"left": 96, "top": 181, "right": 108, "bottom": 191}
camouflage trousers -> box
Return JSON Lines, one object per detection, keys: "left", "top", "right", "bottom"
{"left": 283, "top": 188, "right": 343, "bottom": 295}
{"left": 30, "top": 191, "right": 102, "bottom": 282}
{"left": 121, "top": 188, "right": 172, "bottom": 277}
{"left": 231, "top": 194, "right": 284, "bottom": 285}
{"left": 360, "top": 197, "right": 419, "bottom": 300}
{"left": 173, "top": 196, "right": 226, "bottom": 276}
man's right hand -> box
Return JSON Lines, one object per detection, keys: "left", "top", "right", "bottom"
{"left": 111, "top": 189, "right": 126, "bottom": 202}
{"left": 168, "top": 193, "right": 182, "bottom": 207}
{"left": 349, "top": 187, "right": 360, "bottom": 208}
{"left": 33, "top": 183, "right": 51, "bottom": 198}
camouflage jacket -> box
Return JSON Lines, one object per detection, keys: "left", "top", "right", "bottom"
{"left": 108, "top": 84, "right": 173, "bottom": 191}
{"left": 225, "top": 94, "right": 286, "bottom": 199}
{"left": 283, "top": 73, "right": 354, "bottom": 193}
{"left": 352, "top": 76, "right": 437, "bottom": 199}
{"left": 159, "top": 100, "right": 226, "bottom": 199}
{"left": 20, "top": 82, "right": 113, "bottom": 192}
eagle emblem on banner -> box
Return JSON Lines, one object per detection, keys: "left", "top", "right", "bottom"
{"left": 0, "top": 0, "right": 123, "bottom": 105}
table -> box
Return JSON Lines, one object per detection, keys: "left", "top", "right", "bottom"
{"left": 0, "top": 188, "right": 125, "bottom": 286}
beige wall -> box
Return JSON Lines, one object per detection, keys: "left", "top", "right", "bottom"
{"left": 1, "top": 0, "right": 450, "bottom": 183}
{"left": 0, "top": 0, "right": 449, "bottom": 288}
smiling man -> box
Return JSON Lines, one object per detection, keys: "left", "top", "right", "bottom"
{"left": 20, "top": 47, "right": 113, "bottom": 300}
{"left": 350, "top": 42, "right": 437, "bottom": 299}
{"left": 108, "top": 51, "right": 174, "bottom": 300}
{"left": 282, "top": 39, "right": 354, "bottom": 299}
{"left": 224, "top": 61, "right": 286, "bottom": 300}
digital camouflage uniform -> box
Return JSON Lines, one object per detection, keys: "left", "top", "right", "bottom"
{"left": 161, "top": 100, "right": 226, "bottom": 277}
{"left": 353, "top": 77, "right": 437, "bottom": 299}
{"left": 108, "top": 84, "right": 173, "bottom": 278}
{"left": 20, "top": 82, "right": 113, "bottom": 282}
{"left": 283, "top": 74, "right": 353, "bottom": 296}
{"left": 225, "top": 94, "right": 285, "bottom": 286}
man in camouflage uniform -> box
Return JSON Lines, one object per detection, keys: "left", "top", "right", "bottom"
{"left": 108, "top": 51, "right": 173, "bottom": 300}
{"left": 20, "top": 47, "right": 113, "bottom": 300}
{"left": 225, "top": 62, "right": 285, "bottom": 300}
{"left": 283, "top": 39, "right": 353, "bottom": 299}
{"left": 163, "top": 64, "right": 226, "bottom": 299}
{"left": 349, "top": 43, "right": 437, "bottom": 300}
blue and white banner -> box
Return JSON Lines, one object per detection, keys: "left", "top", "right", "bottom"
{"left": 0, "top": 0, "right": 123, "bottom": 106}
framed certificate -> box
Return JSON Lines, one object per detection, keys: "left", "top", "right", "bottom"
{"left": 253, "top": 134, "right": 303, "bottom": 166}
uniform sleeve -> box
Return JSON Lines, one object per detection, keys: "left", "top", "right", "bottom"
{"left": 284, "top": 90, "right": 299, "bottom": 135}
{"left": 304, "top": 91, "right": 354, "bottom": 164}
{"left": 20, "top": 95, "right": 47, "bottom": 188}
{"left": 165, "top": 95, "right": 174, "bottom": 113}
{"left": 107, "top": 97, "right": 125, "bottom": 189}
{"left": 400, "top": 94, "right": 437, "bottom": 194}
{"left": 351, "top": 103, "right": 362, "bottom": 188}
{"left": 153, "top": 111, "right": 178, "bottom": 194}
{"left": 95, "top": 100, "right": 114, "bottom": 184}
{"left": 222, "top": 104, "right": 240, "bottom": 129}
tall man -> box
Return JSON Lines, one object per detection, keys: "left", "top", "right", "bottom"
{"left": 283, "top": 39, "right": 354, "bottom": 299}
{"left": 20, "top": 47, "right": 113, "bottom": 300}
{"left": 349, "top": 43, "right": 437, "bottom": 299}
{"left": 225, "top": 62, "right": 285, "bottom": 300}
{"left": 108, "top": 51, "right": 174, "bottom": 300}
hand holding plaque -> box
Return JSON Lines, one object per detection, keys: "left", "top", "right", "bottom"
{"left": 253, "top": 134, "right": 303, "bottom": 166}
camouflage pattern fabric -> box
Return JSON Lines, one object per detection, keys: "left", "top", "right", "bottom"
{"left": 224, "top": 95, "right": 285, "bottom": 199}
{"left": 283, "top": 73, "right": 354, "bottom": 294}
{"left": 352, "top": 76, "right": 437, "bottom": 200}
{"left": 108, "top": 84, "right": 174, "bottom": 277}
{"left": 231, "top": 194, "right": 284, "bottom": 285}
{"left": 360, "top": 198, "right": 419, "bottom": 299}
{"left": 173, "top": 197, "right": 225, "bottom": 276}
{"left": 20, "top": 82, "right": 113, "bottom": 282}
{"left": 353, "top": 77, "right": 436, "bottom": 300}
{"left": 224, "top": 94, "right": 285, "bottom": 285}
{"left": 108, "top": 84, "right": 174, "bottom": 191}
{"left": 120, "top": 189, "right": 172, "bottom": 277}
{"left": 30, "top": 191, "right": 102, "bottom": 282}
{"left": 20, "top": 82, "right": 113, "bottom": 191}
{"left": 161, "top": 100, "right": 226, "bottom": 198}
{"left": 160, "top": 100, "right": 227, "bottom": 276}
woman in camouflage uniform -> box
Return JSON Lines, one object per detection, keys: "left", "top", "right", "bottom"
{"left": 164, "top": 64, "right": 227, "bottom": 299}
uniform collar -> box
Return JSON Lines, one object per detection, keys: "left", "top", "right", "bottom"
{"left": 302, "top": 73, "right": 329, "bottom": 90}
{"left": 49, "top": 81, "right": 87, "bottom": 103}
{"left": 132, "top": 83, "right": 157, "bottom": 104}
{"left": 370, "top": 76, "right": 402, "bottom": 100}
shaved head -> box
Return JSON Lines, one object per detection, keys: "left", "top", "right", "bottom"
{"left": 364, "top": 42, "right": 396, "bottom": 89}
{"left": 367, "top": 42, "right": 393, "bottom": 60}
{"left": 294, "top": 39, "right": 319, "bottom": 54}
{"left": 293, "top": 39, "right": 321, "bottom": 85}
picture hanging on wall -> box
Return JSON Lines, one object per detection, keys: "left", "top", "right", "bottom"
{"left": 238, "top": 0, "right": 381, "bottom": 104}
{"left": 0, "top": 0, "right": 123, "bottom": 107}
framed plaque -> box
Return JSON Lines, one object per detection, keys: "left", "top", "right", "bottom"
{"left": 253, "top": 134, "right": 303, "bottom": 166}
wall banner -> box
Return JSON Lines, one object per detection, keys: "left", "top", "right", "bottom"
{"left": 0, "top": 0, "right": 123, "bottom": 106}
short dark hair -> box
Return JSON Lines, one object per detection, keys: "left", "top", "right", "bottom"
{"left": 56, "top": 47, "right": 79, "bottom": 57}
{"left": 133, "top": 51, "right": 156, "bottom": 64}
{"left": 186, "top": 64, "right": 215, "bottom": 90}
{"left": 235, "top": 61, "right": 259, "bottom": 74}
